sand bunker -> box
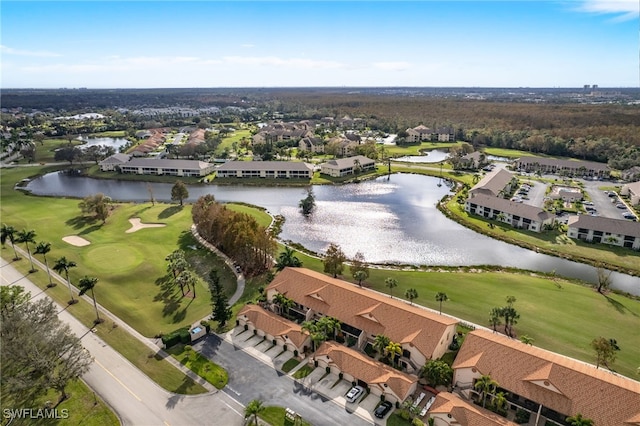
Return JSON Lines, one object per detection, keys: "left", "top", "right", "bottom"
{"left": 126, "top": 218, "right": 166, "bottom": 233}
{"left": 62, "top": 236, "right": 91, "bottom": 247}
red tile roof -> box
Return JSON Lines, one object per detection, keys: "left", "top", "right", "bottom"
{"left": 429, "top": 392, "right": 517, "bottom": 426}
{"left": 266, "top": 268, "right": 457, "bottom": 360}
{"left": 238, "top": 304, "right": 308, "bottom": 348}
{"left": 453, "top": 330, "right": 640, "bottom": 426}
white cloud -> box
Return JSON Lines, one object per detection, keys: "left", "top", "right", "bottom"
{"left": 0, "top": 45, "right": 61, "bottom": 57}
{"left": 373, "top": 61, "right": 411, "bottom": 71}
{"left": 576, "top": 0, "right": 639, "bottom": 20}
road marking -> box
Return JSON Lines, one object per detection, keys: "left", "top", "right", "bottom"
{"left": 164, "top": 421, "right": 171, "bottom": 426}
{"left": 94, "top": 358, "right": 142, "bottom": 402}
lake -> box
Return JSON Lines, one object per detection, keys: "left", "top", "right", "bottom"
{"left": 24, "top": 172, "right": 640, "bottom": 294}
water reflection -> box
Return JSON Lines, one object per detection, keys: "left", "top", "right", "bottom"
{"left": 393, "top": 149, "right": 449, "bottom": 163}
{"left": 23, "top": 172, "right": 640, "bottom": 293}
{"left": 78, "top": 137, "right": 129, "bottom": 151}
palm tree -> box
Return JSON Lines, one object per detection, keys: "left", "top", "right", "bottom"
{"left": 1, "top": 224, "right": 20, "bottom": 260}
{"left": 493, "top": 391, "right": 508, "bottom": 413}
{"left": 244, "top": 399, "right": 265, "bottom": 426}
{"left": 353, "top": 270, "right": 367, "bottom": 287}
{"left": 373, "top": 334, "right": 390, "bottom": 358}
{"left": 384, "top": 277, "right": 398, "bottom": 298}
{"left": 489, "top": 307, "right": 502, "bottom": 332}
{"left": 435, "top": 292, "right": 448, "bottom": 314}
{"left": 316, "top": 316, "right": 341, "bottom": 341}
{"left": 474, "top": 374, "right": 498, "bottom": 408}
{"left": 35, "top": 241, "right": 54, "bottom": 287}
{"left": 176, "top": 270, "right": 198, "bottom": 298}
{"left": 273, "top": 293, "right": 294, "bottom": 317}
{"left": 16, "top": 229, "right": 37, "bottom": 272}
{"left": 384, "top": 341, "right": 402, "bottom": 367}
{"left": 405, "top": 288, "right": 418, "bottom": 305}
{"left": 301, "top": 321, "right": 326, "bottom": 351}
{"left": 78, "top": 276, "right": 102, "bottom": 324}
{"left": 565, "top": 413, "right": 594, "bottom": 426}
{"left": 53, "top": 256, "right": 78, "bottom": 304}
{"left": 275, "top": 247, "right": 302, "bottom": 271}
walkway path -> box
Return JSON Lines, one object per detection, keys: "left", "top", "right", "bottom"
{"left": 0, "top": 257, "right": 244, "bottom": 426}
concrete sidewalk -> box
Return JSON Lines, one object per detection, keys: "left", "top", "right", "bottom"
{"left": 4, "top": 247, "right": 217, "bottom": 393}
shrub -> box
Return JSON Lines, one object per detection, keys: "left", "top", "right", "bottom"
{"left": 339, "top": 372, "right": 343, "bottom": 380}
{"left": 200, "top": 320, "right": 211, "bottom": 333}
{"left": 412, "top": 418, "right": 424, "bottom": 426}
{"left": 161, "top": 327, "right": 190, "bottom": 348}
{"left": 400, "top": 410, "right": 410, "bottom": 420}
{"left": 515, "top": 409, "right": 531, "bottom": 424}
{"left": 293, "top": 350, "right": 298, "bottom": 357}
{"left": 326, "top": 366, "right": 331, "bottom": 374}
{"left": 380, "top": 394, "right": 385, "bottom": 402}
{"left": 184, "top": 345, "right": 193, "bottom": 352}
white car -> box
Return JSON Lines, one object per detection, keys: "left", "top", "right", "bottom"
{"left": 346, "top": 385, "right": 364, "bottom": 403}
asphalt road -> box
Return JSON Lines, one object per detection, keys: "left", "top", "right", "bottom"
{"left": 194, "top": 335, "right": 373, "bottom": 426}
{"left": 0, "top": 258, "right": 246, "bottom": 426}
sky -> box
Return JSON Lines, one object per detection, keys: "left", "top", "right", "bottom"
{"left": 1, "top": 0, "right": 638, "bottom": 88}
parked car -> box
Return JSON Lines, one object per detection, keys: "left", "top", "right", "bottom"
{"left": 374, "top": 401, "right": 393, "bottom": 418}
{"left": 616, "top": 203, "right": 626, "bottom": 209}
{"left": 346, "top": 385, "right": 364, "bottom": 403}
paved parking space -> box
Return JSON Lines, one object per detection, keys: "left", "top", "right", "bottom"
{"left": 359, "top": 392, "right": 382, "bottom": 414}
{"left": 313, "top": 374, "right": 351, "bottom": 401}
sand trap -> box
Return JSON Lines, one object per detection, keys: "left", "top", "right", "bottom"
{"left": 126, "top": 218, "right": 166, "bottom": 233}
{"left": 63, "top": 236, "right": 91, "bottom": 247}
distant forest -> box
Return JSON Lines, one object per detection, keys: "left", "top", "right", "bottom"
{"left": 2, "top": 88, "right": 640, "bottom": 169}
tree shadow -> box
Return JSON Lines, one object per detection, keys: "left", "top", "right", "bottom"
{"left": 154, "top": 275, "right": 181, "bottom": 317}
{"left": 66, "top": 215, "right": 98, "bottom": 230}
{"left": 172, "top": 297, "right": 194, "bottom": 323}
{"left": 159, "top": 206, "right": 183, "bottom": 219}
{"left": 198, "top": 335, "right": 222, "bottom": 359}
{"left": 79, "top": 224, "right": 102, "bottom": 235}
{"left": 605, "top": 295, "right": 638, "bottom": 316}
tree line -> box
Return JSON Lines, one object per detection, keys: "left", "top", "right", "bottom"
{"left": 191, "top": 195, "right": 276, "bottom": 276}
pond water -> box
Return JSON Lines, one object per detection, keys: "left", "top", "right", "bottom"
{"left": 394, "top": 149, "right": 449, "bottom": 163}
{"left": 78, "top": 137, "right": 129, "bottom": 151}
{"left": 23, "top": 172, "right": 640, "bottom": 294}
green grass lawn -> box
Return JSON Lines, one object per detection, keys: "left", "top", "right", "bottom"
{"left": 281, "top": 357, "right": 301, "bottom": 373}
{"left": 292, "top": 364, "right": 315, "bottom": 379}
{"left": 22, "top": 379, "right": 120, "bottom": 426}
{"left": 258, "top": 406, "right": 312, "bottom": 426}
{"left": 226, "top": 202, "right": 273, "bottom": 228}
{"left": 215, "top": 129, "right": 252, "bottom": 156}
{"left": 3, "top": 254, "right": 208, "bottom": 396}
{"left": 288, "top": 250, "right": 640, "bottom": 379}
{"left": 385, "top": 141, "right": 457, "bottom": 157}
{"left": 167, "top": 344, "right": 228, "bottom": 389}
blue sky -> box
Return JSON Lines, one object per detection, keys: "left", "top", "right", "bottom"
{"left": 1, "top": 1, "right": 638, "bottom": 88}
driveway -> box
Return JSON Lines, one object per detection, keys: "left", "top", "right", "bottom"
{"left": 194, "top": 334, "right": 372, "bottom": 426}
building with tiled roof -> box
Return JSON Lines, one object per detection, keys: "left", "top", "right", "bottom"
{"left": 567, "top": 215, "right": 640, "bottom": 249}
{"left": 406, "top": 125, "right": 433, "bottom": 143}
{"left": 621, "top": 181, "right": 640, "bottom": 206}
{"left": 266, "top": 268, "right": 458, "bottom": 372}
{"left": 215, "top": 161, "right": 313, "bottom": 179}
{"left": 99, "top": 153, "right": 131, "bottom": 171}
{"left": 451, "top": 330, "right": 640, "bottom": 426}
{"left": 118, "top": 158, "right": 215, "bottom": 177}
{"left": 320, "top": 155, "right": 376, "bottom": 177}
{"left": 515, "top": 156, "right": 610, "bottom": 178}
{"left": 465, "top": 193, "right": 554, "bottom": 233}
{"left": 237, "top": 305, "right": 310, "bottom": 354}
{"left": 314, "top": 342, "right": 418, "bottom": 404}
{"left": 469, "top": 168, "right": 517, "bottom": 198}
{"left": 428, "top": 392, "right": 516, "bottom": 426}
{"left": 298, "top": 137, "right": 325, "bottom": 154}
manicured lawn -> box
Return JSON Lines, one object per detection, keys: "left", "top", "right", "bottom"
{"left": 289, "top": 250, "right": 640, "bottom": 379}
{"left": 483, "top": 147, "right": 543, "bottom": 158}
{"left": 281, "top": 357, "right": 301, "bottom": 373}
{"left": 292, "top": 364, "right": 315, "bottom": 379}
{"left": 386, "top": 412, "right": 412, "bottom": 426}
{"left": 226, "top": 202, "right": 273, "bottom": 228}
{"left": 215, "top": 129, "right": 252, "bottom": 156}
{"left": 258, "top": 406, "right": 312, "bottom": 426}
{"left": 167, "top": 344, "right": 228, "bottom": 389}
{"left": 27, "top": 379, "right": 120, "bottom": 426}
{"left": 3, "top": 254, "right": 208, "bottom": 395}
{"left": 1, "top": 167, "right": 212, "bottom": 337}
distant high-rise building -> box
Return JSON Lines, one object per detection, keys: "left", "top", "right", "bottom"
{"left": 592, "top": 84, "right": 598, "bottom": 89}
{"left": 584, "top": 84, "right": 591, "bottom": 89}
